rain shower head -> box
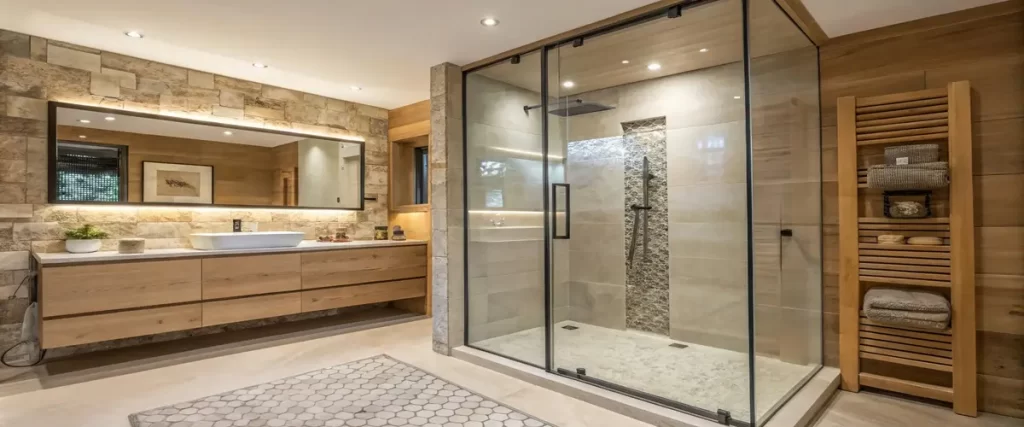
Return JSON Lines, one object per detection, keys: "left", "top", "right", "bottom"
{"left": 523, "top": 99, "right": 615, "bottom": 117}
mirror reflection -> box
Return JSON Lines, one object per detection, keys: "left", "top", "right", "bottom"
{"left": 52, "top": 104, "right": 364, "bottom": 209}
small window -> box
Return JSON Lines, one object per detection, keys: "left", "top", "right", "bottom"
{"left": 414, "top": 146, "right": 428, "bottom": 204}
{"left": 56, "top": 141, "right": 128, "bottom": 202}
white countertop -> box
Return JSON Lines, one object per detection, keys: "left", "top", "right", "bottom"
{"left": 32, "top": 239, "right": 426, "bottom": 265}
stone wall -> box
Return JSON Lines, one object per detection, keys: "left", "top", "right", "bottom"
{"left": 0, "top": 29, "right": 390, "bottom": 355}
{"left": 429, "top": 63, "right": 463, "bottom": 355}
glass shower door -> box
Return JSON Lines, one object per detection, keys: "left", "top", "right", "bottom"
{"left": 546, "top": 1, "right": 754, "bottom": 423}
{"left": 463, "top": 50, "right": 549, "bottom": 368}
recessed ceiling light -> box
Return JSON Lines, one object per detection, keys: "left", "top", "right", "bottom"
{"left": 647, "top": 63, "right": 662, "bottom": 71}
{"left": 252, "top": 62, "right": 268, "bottom": 69}
{"left": 124, "top": 31, "right": 143, "bottom": 39}
{"left": 562, "top": 81, "right": 575, "bottom": 88}
{"left": 223, "top": 131, "right": 233, "bottom": 136}
{"left": 78, "top": 119, "right": 91, "bottom": 124}
{"left": 350, "top": 86, "right": 362, "bottom": 91}
{"left": 480, "top": 17, "right": 499, "bottom": 27}
{"left": 78, "top": 135, "right": 87, "bottom": 139}
{"left": 104, "top": 116, "right": 116, "bottom": 121}
{"left": 699, "top": 48, "right": 709, "bottom": 53}
{"left": 621, "top": 60, "right": 630, "bottom": 64}
{"left": 734, "top": 95, "right": 742, "bottom": 99}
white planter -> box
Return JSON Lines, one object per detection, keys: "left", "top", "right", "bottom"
{"left": 66, "top": 239, "right": 102, "bottom": 254}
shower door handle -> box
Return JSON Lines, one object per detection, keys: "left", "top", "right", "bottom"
{"left": 552, "top": 183, "right": 570, "bottom": 239}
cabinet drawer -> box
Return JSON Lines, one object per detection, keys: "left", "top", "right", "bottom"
{"left": 41, "top": 303, "right": 202, "bottom": 349}
{"left": 301, "top": 245, "right": 427, "bottom": 289}
{"left": 41, "top": 259, "right": 202, "bottom": 317}
{"left": 203, "top": 254, "right": 301, "bottom": 299}
{"left": 302, "top": 278, "right": 426, "bottom": 312}
{"left": 202, "top": 292, "right": 301, "bottom": 327}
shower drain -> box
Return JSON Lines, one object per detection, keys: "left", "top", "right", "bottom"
{"left": 669, "top": 343, "right": 689, "bottom": 349}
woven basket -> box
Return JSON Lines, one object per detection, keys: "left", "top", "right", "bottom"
{"left": 885, "top": 144, "right": 939, "bottom": 165}
{"left": 889, "top": 201, "right": 929, "bottom": 218}
{"left": 867, "top": 162, "right": 949, "bottom": 190}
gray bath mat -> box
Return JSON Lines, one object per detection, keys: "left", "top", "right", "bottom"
{"left": 129, "top": 355, "right": 554, "bottom": 427}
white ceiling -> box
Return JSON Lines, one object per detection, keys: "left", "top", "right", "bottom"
{"left": 0, "top": 0, "right": 653, "bottom": 109}
{"left": 802, "top": 0, "right": 1005, "bottom": 37}
{"left": 1, "top": 1, "right": 1006, "bottom": 110}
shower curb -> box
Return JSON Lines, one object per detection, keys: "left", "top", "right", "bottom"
{"left": 452, "top": 346, "right": 839, "bottom": 427}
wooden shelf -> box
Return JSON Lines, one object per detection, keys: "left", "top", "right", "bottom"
{"left": 392, "top": 204, "right": 429, "bottom": 213}
{"left": 859, "top": 275, "right": 951, "bottom": 288}
{"left": 859, "top": 373, "right": 953, "bottom": 403}
{"left": 837, "top": 82, "right": 977, "bottom": 416}
{"left": 859, "top": 217, "right": 949, "bottom": 224}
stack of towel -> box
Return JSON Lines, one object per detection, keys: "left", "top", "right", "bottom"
{"left": 863, "top": 287, "right": 951, "bottom": 330}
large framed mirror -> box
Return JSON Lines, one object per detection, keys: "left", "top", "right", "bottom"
{"left": 48, "top": 102, "right": 365, "bottom": 210}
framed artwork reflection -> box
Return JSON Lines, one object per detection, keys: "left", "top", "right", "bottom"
{"left": 142, "top": 161, "right": 214, "bottom": 204}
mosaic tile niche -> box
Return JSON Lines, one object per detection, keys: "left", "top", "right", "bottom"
{"left": 622, "top": 117, "right": 669, "bottom": 335}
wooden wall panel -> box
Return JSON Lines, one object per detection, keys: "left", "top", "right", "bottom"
{"left": 57, "top": 126, "right": 279, "bottom": 206}
{"left": 820, "top": 2, "right": 1024, "bottom": 417}
{"left": 388, "top": 100, "right": 432, "bottom": 315}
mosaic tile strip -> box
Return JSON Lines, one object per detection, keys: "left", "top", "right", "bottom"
{"left": 129, "top": 355, "right": 555, "bottom": 427}
{"left": 622, "top": 117, "right": 670, "bottom": 335}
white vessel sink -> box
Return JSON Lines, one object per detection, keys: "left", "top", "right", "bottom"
{"left": 189, "top": 232, "right": 304, "bottom": 250}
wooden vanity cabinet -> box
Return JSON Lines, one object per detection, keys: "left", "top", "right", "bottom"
{"left": 36, "top": 243, "right": 427, "bottom": 349}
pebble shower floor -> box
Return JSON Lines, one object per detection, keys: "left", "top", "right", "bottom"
{"left": 129, "top": 355, "right": 554, "bottom": 427}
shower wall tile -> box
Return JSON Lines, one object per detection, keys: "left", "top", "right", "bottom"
{"left": 751, "top": 126, "right": 821, "bottom": 184}
{"left": 565, "top": 137, "right": 626, "bottom": 329}
{"left": 751, "top": 181, "right": 822, "bottom": 226}
{"left": 569, "top": 281, "right": 626, "bottom": 330}
{"left": 464, "top": 75, "right": 542, "bottom": 135}
{"left": 750, "top": 45, "right": 823, "bottom": 366}
{"left": 667, "top": 183, "right": 747, "bottom": 223}
{"left": 669, "top": 255, "right": 749, "bottom": 351}
{"left": 570, "top": 223, "right": 625, "bottom": 251}
{"left": 461, "top": 73, "right": 551, "bottom": 346}
{"left": 670, "top": 279, "right": 749, "bottom": 352}
{"left": 468, "top": 254, "right": 542, "bottom": 279}
{"left": 562, "top": 63, "right": 745, "bottom": 143}
{"left": 666, "top": 121, "right": 747, "bottom": 186}
{"left": 778, "top": 307, "right": 822, "bottom": 365}
{"left": 668, "top": 222, "right": 746, "bottom": 260}
{"left": 569, "top": 249, "right": 626, "bottom": 286}
{"left": 754, "top": 304, "right": 782, "bottom": 356}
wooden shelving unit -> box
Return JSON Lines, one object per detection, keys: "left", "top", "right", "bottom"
{"left": 837, "top": 81, "right": 976, "bottom": 416}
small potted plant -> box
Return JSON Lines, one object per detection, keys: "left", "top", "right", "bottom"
{"left": 64, "top": 224, "right": 109, "bottom": 254}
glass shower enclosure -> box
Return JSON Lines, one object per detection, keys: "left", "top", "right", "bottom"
{"left": 462, "top": 0, "right": 822, "bottom": 425}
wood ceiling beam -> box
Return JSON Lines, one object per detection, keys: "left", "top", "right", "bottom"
{"left": 462, "top": 0, "right": 683, "bottom": 71}
{"left": 774, "top": 0, "right": 829, "bottom": 45}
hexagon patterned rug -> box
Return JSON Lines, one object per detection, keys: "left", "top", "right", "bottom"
{"left": 129, "top": 355, "right": 554, "bottom": 427}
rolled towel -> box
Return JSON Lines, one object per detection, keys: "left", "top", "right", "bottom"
{"left": 862, "top": 308, "right": 949, "bottom": 331}
{"left": 864, "top": 288, "right": 949, "bottom": 313}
